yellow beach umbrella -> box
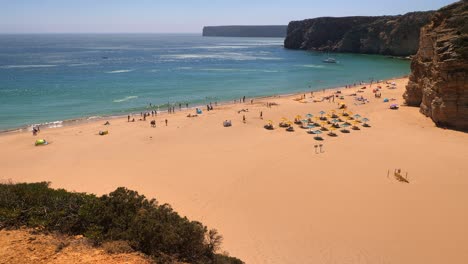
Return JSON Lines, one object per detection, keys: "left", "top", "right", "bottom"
{"left": 281, "top": 117, "right": 288, "bottom": 121}
{"left": 267, "top": 120, "right": 273, "bottom": 124}
{"left": 295, "top": 115, "right": 302, "bottom": 119}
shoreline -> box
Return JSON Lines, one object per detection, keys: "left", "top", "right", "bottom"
{"left": 0, "top": 74, "right": 408, "bottom": 136}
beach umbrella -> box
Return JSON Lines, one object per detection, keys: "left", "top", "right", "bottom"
{"left": 341, "top": 123, "right": 350, "bottom": 128}
{"left": 362, "top": 118, "right": 369, "bottom": 124}
{"left": 313, "top": 130, "right": 322, "bottom": 135}
{"left": 267, "top": 120, "right": 273, "bottom": 124}
{"left": 353, "top": 114, "right": 361, "bottom": 120}
{"left": 319, "top": 111, "right": 325, "bottom": 117}
{"left": 332, "top": 118, "right": 340, "bottom": 123}
{"left": 306, "top": 113, "right": 313, "bottom": 118}
{"left": 295, "top": 115, "right": 302, "bottom": 119}
{"left": 281, "top": 117, "right": 288, "bottom": 121}
{"left": 307, "top": 125, "right": 316, "bottom": 133}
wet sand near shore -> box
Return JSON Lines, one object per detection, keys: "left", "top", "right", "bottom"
{"left": 1, "top": 77, "right": 467, "bottom": 263}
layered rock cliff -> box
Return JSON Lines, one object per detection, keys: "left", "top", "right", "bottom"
{"left": 284, "top": 12, "right": 433, "bottom": 56}
{"left": 203, "top": 26, "right": 287, "bottom": 38}
{"left": 404, "top": 0, "right": 468, "bottom": 131}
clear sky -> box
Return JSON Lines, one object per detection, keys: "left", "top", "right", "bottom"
{"left": 0, "top": 0, "right": 458, "bottom": 33}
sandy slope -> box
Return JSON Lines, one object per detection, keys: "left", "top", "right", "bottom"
{"left": 1, "top": 78, "right": 467, "bottom": 263}
{"left": 0, "top": 229, "right": 152, "bottom": 264}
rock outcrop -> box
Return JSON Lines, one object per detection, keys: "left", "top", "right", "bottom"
{"left": 404, "top": 0, "right": 468, "bottom": 131}
{"left": 203, "top": 26, "right": 287, "bottom": 38}
{"left": 284, "top": 12, "right": 433, "bottom": 56}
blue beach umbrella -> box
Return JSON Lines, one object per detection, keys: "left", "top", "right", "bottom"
{"left": 306, "top": 113, "right": 313, "bottom": 118}
{"left": 319, "top": 111, "right": 325, "bottom": 117}
{"left": 362, "top": 118, "right": 369, "bottom": 124}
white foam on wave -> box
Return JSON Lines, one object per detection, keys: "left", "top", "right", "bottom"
{"left": 30, "top": 121, "right": 63, "bottom": 130}
{"left": 300, "top": 64, "right": 326, "bottom": 69}
{"left": 68, "top": 62, "right": 99, "bottom": 67}
{"left": 0, "top": 64, "right": 57, "bottom": 69}
{"left": 106, "top": 69, "right": 134, "bottom": 74}
{"left": 113, "top": 96, "right": 138, "bottom": 103}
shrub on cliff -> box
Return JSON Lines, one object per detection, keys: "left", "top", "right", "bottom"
{"left": 0, "top": 182, "right": 243, "bottom": 264}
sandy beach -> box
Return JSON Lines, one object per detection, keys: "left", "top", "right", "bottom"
{"left": 1, "top": 77, "right": 467, "bottom": 263}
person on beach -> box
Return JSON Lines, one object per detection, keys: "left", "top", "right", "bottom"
{"left": 243, "top": 115, "right": 246, "bottom": 123}
{"left": 186, "top": 103, "right": 188, "bottom": 108}
{"left": 260, "top": 111, "right": 263, "bottom": 119}
{"left": 179, "top": 103, "right": 181, "bottom": 110}
{"left": 165, "top": 119, "right": 168, "bottom": 126}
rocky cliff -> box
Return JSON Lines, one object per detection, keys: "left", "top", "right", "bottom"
{"left": 284, "top": 12, "right": 433, "bottom": 56}
{"left": 404, "top": 0, "right": 468, "bottom": 131}
{"left": 203, "top": 26, "right": 287, "bottom": 38}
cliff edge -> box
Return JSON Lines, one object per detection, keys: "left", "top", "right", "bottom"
{"left": 404, "top": 0, "right": 468, "bottom": 130}
{"left": 284, "top": 12, "right": 433, "bottom": 56}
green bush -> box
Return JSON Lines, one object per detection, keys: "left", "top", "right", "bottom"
{"left": 0, "top": 182, "right": 243, "bottom": 264}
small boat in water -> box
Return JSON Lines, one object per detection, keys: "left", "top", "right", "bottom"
{"left": 322, "top": 57, "right": 337, "bottom": 63}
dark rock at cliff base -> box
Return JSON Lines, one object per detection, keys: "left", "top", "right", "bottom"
{"left": 284, "top": 12, "right": 433, "bottom": 56}
{"left": 404, "top": 0, "right": 468, "bottom": 131}
{"left": 203, "top": 26, "right": 287, "bottom": 38}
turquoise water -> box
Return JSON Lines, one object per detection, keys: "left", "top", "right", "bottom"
{"left": 0, "top": 34, "right": 410, "bottom": 131}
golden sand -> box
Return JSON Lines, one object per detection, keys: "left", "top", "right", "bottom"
{"left": 1, "top": 78, "right": 467, "bottom": 263}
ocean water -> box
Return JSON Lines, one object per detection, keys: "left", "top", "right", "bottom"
{"left": 0, "top": 34, "right": 410, "bottom": 131}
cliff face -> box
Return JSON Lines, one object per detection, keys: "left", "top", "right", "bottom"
{"left": 203, "top": 26, "right": 287, "bottom": 38}
{"left": 404, "top": 0, "right": 468, "bottom": 131}
{"left": 284, "top": 12, "right": 433, "bottom": 56}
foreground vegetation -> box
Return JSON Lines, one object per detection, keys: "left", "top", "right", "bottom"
{"left": 0, "top": 182, "right": 243, "bottom": 264}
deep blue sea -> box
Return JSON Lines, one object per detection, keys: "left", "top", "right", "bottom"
{"left": 0, "top": 34, "right": 410, "bottom": 131}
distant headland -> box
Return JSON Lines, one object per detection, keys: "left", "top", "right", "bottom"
{"left": 202, "top": 25, "right": 287, "bottom": 37}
